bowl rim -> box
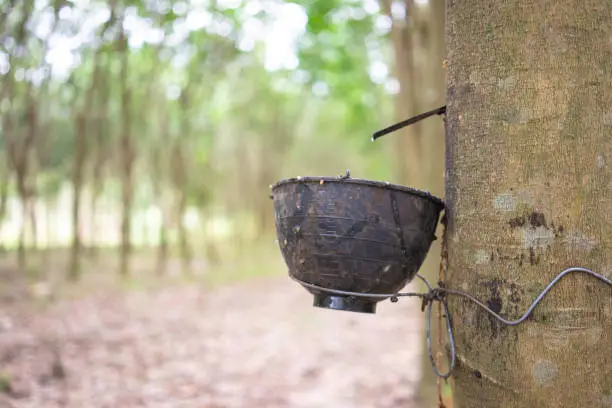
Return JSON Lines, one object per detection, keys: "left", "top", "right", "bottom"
{"left": 272, "top": 176, "right": 445, "bottom": 208}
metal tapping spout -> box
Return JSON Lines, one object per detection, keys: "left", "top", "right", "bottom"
{"left": 371, "top": 106, "right": 446, "bottom": 141}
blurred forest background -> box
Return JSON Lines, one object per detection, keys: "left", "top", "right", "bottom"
{"left": 0, "top": 0, "right": 446, "bottom": 406}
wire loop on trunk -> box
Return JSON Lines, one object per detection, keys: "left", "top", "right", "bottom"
{"left": 290, "top": 267, "right": 612, "bottom": 379}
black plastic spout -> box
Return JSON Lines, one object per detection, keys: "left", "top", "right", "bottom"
{"left": 372, "top": 105, "right": 446, "bottom": 141}
{"left": 313, "top": 294, "right": 377, "bottom": 314}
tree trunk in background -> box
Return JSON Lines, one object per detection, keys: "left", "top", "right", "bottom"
{"left": 17, "top": 199, "right": 26, "bottom": 271}
{"left": 27, "top": 198, "right": 37, "bottom": 252}
{"left": 3, "top": 108, "right": 26, "bottom": 269}
{"left": 380, "top": 0, "right": 420, "bottom": 186}
{"left": 89, "top": 61, "right": 110, "bottom": 259}
{"left": 256, "top": 163, "right": 275, "bottom": 236}
{"left": 156, "top": 215, "right": 168, "bottom": 276}
{"left": 446, "top": 2, "right": 612, "bottom": 406}
{"left": 0, "top": 174, "right": 8, "bottom": 247}
{"left": 14, "top": 94, "right": 38, "bottom": 273}
{"left": 69, "top": 113, "right": 86, "bottom": 281}
{"left": 154, "top": 107, "right": 169, "bottom": 276}
{"left": 175, "top": 90, "right": 193, "bottom": 276}
{"left": 177, "top": 190, "right": 192, "bottom": 275}
{"left": 43, "top": 199, "right": 52, "bottom": 266}
{"left": 381, "top": 1, "right": 446, "bottom": 406}
{"left": 70, "top": 53, "right": 100, "bottom": 278}
{"left": 89, "top": 137, "right": 105, "bottom": 258}
{"left": 118, "top": 21, "right": 134, "bottom": 277}
{"left": 88, "top": 171, "right": 100, "bottom": 258}
{"left": 25, "top": 95, "right": 39, "bottom": 256}
{"left": 415, "top": 2, "right": 446, "bottom": 406}
{"left": 202, "top": 209, "right": 221, "bottom": 266}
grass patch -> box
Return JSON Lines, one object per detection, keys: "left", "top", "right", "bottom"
{"left": 0, "top": 235, "right": 288, "bottom": 309}
{"left": 203, "top": 235, "right": 285, "bottom": 287}
{"left": 0, "top": 371, "right": 11, "bottom": 394}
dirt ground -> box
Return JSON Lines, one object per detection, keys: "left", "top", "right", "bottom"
{"left": 0, "top": 274, "right": 428, "bottom": 408}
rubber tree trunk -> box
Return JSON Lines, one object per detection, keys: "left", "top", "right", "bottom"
{"left": 445, "top": 2, "right": 612, "bottom": 407}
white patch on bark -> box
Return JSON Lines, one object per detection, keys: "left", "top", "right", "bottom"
{"left": 497, "top": 75, "right": 517, "bottom": 89}
{"left": 563, "top": 233, "right": 596, "bottom": 251}
{"left": 516, "top": 189, "right": 534, "bottom": 203}
{"left": 602, "top": 394, "right": 612, "bottom": 407}
{"left": 523, "top": 226, "right": 555, "bottom": 248}
{"left": 533, "top": 360, "right": 558, "bottom": 385}
{"left": 518, "top": 108, "right": 530, "bottom": 124}
{"left": 596, "top": 155, "right": 606, "bottom": 169}
{"left": 474, "top": 249, "right": 490, "bottom": 264}
{"left": 469, "top": 71, "right": 483, "bottom": 87}
{"left": 604, "top": 112, "right": 612, "bottom": 125}
{"left": 493, "top": 193, "right": 516, "bottom": 212}
{"left": 585, "top": 326, "right": 603, "bottom": 346}
{"left": 541, "top": 331, "right": 570, "bottom": 351}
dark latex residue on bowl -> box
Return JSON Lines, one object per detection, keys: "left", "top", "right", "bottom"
{"left": 271, "top": 176, "right": 444, "bottom": 314}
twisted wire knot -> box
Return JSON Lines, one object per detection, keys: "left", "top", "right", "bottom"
{"left": 421, "top": 287, "right": 446, "bottom": 311}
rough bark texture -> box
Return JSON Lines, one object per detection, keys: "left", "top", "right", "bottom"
{"left": 446, "top": 2, "right": 612, "bottom": 407}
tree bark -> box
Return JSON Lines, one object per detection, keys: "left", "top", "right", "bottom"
{"left": 446, "top": 2, "right": 612, "bottom": 406}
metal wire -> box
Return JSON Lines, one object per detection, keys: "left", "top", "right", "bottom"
{"left": 426, "top": 297, "right": 455, "bottom": 378}
{"left": 291, "top": 267, "right": 612, "bottom": 379}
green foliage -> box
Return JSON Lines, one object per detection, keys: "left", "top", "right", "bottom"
{"left": 0, "top": 0, "right": 395, "bottom": 248}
